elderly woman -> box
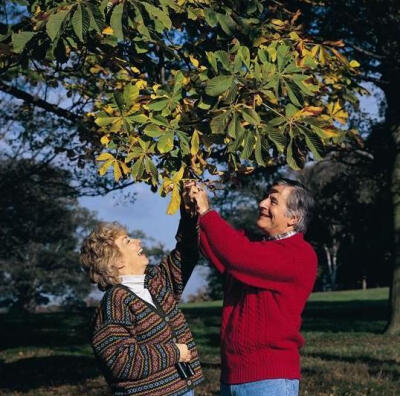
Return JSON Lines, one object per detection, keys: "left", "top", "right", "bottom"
{"left": 80, "top": 193, "right": 203, "bottom": 396}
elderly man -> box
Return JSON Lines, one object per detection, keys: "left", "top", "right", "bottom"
{"left": 189, "top": 178, "right": 317, "bottom": 396}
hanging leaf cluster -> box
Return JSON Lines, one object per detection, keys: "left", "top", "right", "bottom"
{"left": 0, "top": 0, "right": 363, "bottom": 213}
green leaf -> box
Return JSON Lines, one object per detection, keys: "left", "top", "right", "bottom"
{"left": 12, "top": 32, "right": 35, "bottom": 53}
{"left": 215, "top": 51, "right": 231, "bottom": 72}
{"left": 210, "top": 112, "right": 230, "bottom": 134}
{"left": 95, "top": 116, "right": 122, "bottom": 127}
{"left": 277, "top": 43, "right": 290, "bottom": 71}
{"left": 149, "top": 98, "right": 169, "bottom": 111}
{"left": 241, "top": 107, "right": 261, "bottom": 125}
{"left": 285, "top": 81, "right": 301, "bottom": 107}
{"left": 240, "top": 133, "right": 255, "bottom": 160}
{"left": 204, "top": 9, "right": 218, "bottom": 27}
{"left": 110, "top": 3, "right": 124, "bottom": 40}
{"left": 302, "top": 129, "right": 324, "bottom": 160}
{"left": 206, "top": 51, "right": 218, "bottom": 74}
{"left": 286, "top": 138, "right": 302, "bottom": 170}
{"left": 71, "top": 4, "right": 90, "bottom": 42}
{"left": 267, "top": 127, "right": 287, "bottom": 153}
{"left": 144, "top": 124, "right": 164, "bottom": 137}
{"left": 216, "top": 13, "right": 236, "bottom": 35}
{"left": 198, "top": 99, "right": 211, "bottom": 110}
{"left": 238, "top": 46, "right": 250, "bottom": 69}
{"left": 157, "top": 131, "right": 174, "bottom": 153}
{"left": 143, "top": 2, "right": 172, "bottom": 30}
{"left": 255, "top": 133, "right": 266, "bottom": 166}
{"left": 228, "top": 112, "right": 238, "bottom": 138}
{"left": 46, "top": 9, "right": 71, "bottom": 41}
{"left": 285, "top": 104, "right": 298, "bottom": 118}
{"left": 145, "top": 157, "right": 158, "bottom": 184}
{"left": 176, "top": 130, "right": 190, "bottom": 155}
{"left": 87, "top": 3, "right": 106, "bottom": 33}
{"left": 123, "top": 84, "right": 139, "bottom": 106}
{"left": 205, "top": 75, "right": 233, "bottom": 96}
{"left": 131, "top": 157, "right": 145, "bottom": 180}
{"left": 127, "top": 114, "right": 148, "bottom": 123}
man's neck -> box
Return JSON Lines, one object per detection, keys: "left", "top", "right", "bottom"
{"left": 265, "top": 229, "right": 297, "bottom": 241}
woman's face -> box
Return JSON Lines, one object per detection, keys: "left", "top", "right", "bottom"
{"left": 114, "top": 234, "right": 149, "bottom": 275}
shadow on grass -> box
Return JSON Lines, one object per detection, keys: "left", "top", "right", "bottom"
{"left": 302, "top": 299, "right": 389, "bottom": 333}
{"left": 304, "top": 352, "right": 400, "bottom": 380}
{"left": 0, "top": 355, "right": 101, "bottom": 391}
{"left": 0, "top": 310, "right": 94, "bottom": 350}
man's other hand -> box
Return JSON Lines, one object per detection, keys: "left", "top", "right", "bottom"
{"left": 189, "top": 184, "right": 210, "bottom": 215}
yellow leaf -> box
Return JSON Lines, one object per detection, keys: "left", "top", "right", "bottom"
{"left": 131, "top": 66, "right": 140, "bottom": 73}
{"left": 90, "top": 65, "right": 103, "bottom": 74}
{"left": 254, "top": 94, "right": 263, "bottom": 106}
{"left": 172, "top": 165, "right": 185, "bottom": 184}
{"left": 189, "top": 55, "right": 199, "bottom": 68}
{"left": 294, "top": 106, "right": 324, "bottom": 119}
{"left": 102, "top": 26, "right": 114, "bottom": 35}
{"left": 135, "top": 80, "right": 147, "bottom": 89}
{"left": 191, "top": 129, "right": 200, "bottom": 156}
{"left": 311, "top": 45, "right": 319, "bottom": 58}
{"left": 289, "top": 32, "right": 300, "bottom": 40}
{"left": 162, "top": 177, "right": 174, "bottom": 194}
{"left": 198, "top": 66, "right": 207, "bottom": 72}
{"left": 96, "top": 152, "right": 114, "bottom": 161}
{"left": 320, "top": 128, "right": 341, "bottom": 138}
{"left": 254, "top": 36, "right": 267, "bottom": 47}
{"left": 271, "top": 19, "right": 284, "bottom": 26}
{"left": 350, "top": 60, "right": 360, "bottom": 68}
{"left": 100, "top": 136, "right": 110, "bottom": 145}
{"left": 119, "top": 161, "right": 130, "bottom": 175}
{"left": 327, "top": 101, "right": 348, "bottom": 124}
{"left": 167, "top": 186, "right": 181, "bottom": 215}
{"left": 103, "top": 105, "right": 114, "bottom": 115}
{"left": 98, "top": 159, "right": 114, "bottom": 176}
{"left": 109, "top": 118, "right": 124, "bottom": 132}
{"left": 152, "top": 84, "right": 161, "bottom": 93}
{"left": 113, "top": 161, "right": 122, "bottom": 182}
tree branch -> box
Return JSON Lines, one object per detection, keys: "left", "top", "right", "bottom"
{"left": 0, "top": 80, "right": 80, "bottom": 123}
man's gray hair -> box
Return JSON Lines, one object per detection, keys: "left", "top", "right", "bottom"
{"left": 274, "top": 178, "right": 314, "bottom": 233}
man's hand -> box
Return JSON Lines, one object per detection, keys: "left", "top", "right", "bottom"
{"left": 176, "top": 343, "right": 191, "bottom": 362}
{"left": 189, "top": 184, "right": 210, "bottom": 215}
{"left": 182, "top": 181, "right": 197, "bottom": 217}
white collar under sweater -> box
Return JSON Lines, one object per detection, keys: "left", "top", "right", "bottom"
{"left": 120, "top": 274, "right": 155, "bottom": 307}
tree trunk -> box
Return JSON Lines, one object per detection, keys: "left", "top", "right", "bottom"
{"left": 386, "top": 131, "right": 400, "bottom": 334}
{"left": 385, "top": 76, "right": 400, "bottom": 335}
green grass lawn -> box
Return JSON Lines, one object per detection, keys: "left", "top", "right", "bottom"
{"left": 0, "top": 288, "right": 399, "bottom": 395}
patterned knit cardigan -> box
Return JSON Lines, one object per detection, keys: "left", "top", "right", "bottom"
{"left": 91, "top": 214, "right": 204, "bottom": 395}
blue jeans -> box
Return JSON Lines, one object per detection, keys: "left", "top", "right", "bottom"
{"left": 221, "top": 379, "right": 299, "bottom": 396}
{"left": 181, "top": 389, "right": 194, "bottom": 396}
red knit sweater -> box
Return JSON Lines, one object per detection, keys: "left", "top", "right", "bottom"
{"left": 199, "top": 210, "right": 317, "bottom": 384}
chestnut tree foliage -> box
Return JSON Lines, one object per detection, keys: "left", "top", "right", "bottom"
{"left": 0, "top": 0, "right": 362, "bottom": 212}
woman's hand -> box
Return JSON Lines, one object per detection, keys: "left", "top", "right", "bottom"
{"left": 176, "top": 343, "right": 191, "bottom": 362}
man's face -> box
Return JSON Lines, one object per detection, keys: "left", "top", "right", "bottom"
{"left": 257, "top": 184, "right": 297, "bottom": 236}
{"left": 114, "top": 234, "right": 149, "bottom": 275}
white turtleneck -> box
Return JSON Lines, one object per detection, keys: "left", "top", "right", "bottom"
{"left": 120, "top": 274, "right": 156, "bottom": 308}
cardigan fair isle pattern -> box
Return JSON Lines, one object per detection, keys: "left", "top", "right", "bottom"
{"left": 91, "top": 215, "right": 203, "bottom": 395}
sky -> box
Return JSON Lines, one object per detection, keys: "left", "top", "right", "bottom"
{"left": 79, "top": 184, "right": 210, "bottom": 301}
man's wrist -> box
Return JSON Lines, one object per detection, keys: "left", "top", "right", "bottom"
{"left": 199, "top": 208, "right": 212, "bottom": 216}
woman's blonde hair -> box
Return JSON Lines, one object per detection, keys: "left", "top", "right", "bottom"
{"left": 80, "top": 222, "right": 127, "bottom": 291}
